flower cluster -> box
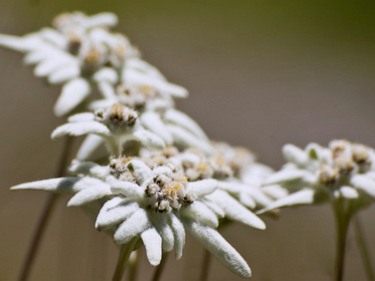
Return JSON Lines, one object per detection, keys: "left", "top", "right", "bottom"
{"left": 5, "top": 11, "right": 278, "bottom": 279}
{"left": 261, "top": 140, "right": 375, "bottom": 213}
{"left": 0, "top": 12, "right": 186, "bottom": 117}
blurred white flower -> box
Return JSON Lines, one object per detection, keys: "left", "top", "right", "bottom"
{"left": 0, "top": 12, "right": 187, "bottom": 116}
{"left": 12, "top": 156, "right": 253, "bottom": 278}
{"left": 261, "top": 140, "right": 375, "bottom": 213}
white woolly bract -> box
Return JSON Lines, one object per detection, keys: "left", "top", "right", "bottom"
{"left": 258, "top": 189, "right": 315, "bottom": 214}
{"left": 208, "top": 190, "right": 266, "bottom": 230}
{"left": 67, "top": 183, "right": 111, "bottom": 206}
{"left": 187, "top": 221, "right": 251, "bottom": 279}
{"left": 114, "top": 208, "right": 150, "bottom": 244}
{"left": 11, "top": 177, "right": 101, "bottom": 193}
{"left": 180, "top": 202, "right": 219, "bottom": 228}
{"left": 51, "top": 121, "right": 110, "bottom": 138}
{"left": 141, "top": 228, "right": 162, "bottom": 266}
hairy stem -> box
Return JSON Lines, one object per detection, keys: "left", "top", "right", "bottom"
{"left": 199, "top": 249, "right": 212, "bottom": 281}
{"left": 112, "top": 238, "right": 139, "bottom": 281}
{"left": 18, "top": 137, "right": 73, "bottom": 281}
{"left": 354, "top": 215, "right": 375, "bottom": 281}
{"left": 151, "top": 253, "right": 169, "bottom": 281}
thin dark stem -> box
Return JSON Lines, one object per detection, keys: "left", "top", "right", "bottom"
{"left": 18, "top": 137, "right": 73, "bottom": 281}
{"left": 332, "top": 200, "right": 351, "bottom": 281}
{"left": 112, "top": 238, "right": 139, "bottom": 281}
{"left": 151, "top": 253, "right": 169, "bottom": 281}
{"left": 354, "top": 215, "right": 375, "bottom": 281}
{"left": 199, "top": 249, "right": 212, "bottom": 281}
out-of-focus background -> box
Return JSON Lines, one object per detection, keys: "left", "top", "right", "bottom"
{"left": 1, "top": 0, "right": 375, "bottom": 280}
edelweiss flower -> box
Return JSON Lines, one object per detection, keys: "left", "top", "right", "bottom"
{"left": 52, "top": 103, "right": 166, "bottom": 155}
{"left": 0, "top": 12, "right": 187, "bottom": 116}
{"left": 211, "top": 142, "right": 285, "bottom": 210}
{"left": 53, "top": 102, "right": 213, "bottom": 159}
{"left": 140, "top": 145, "right": 269, "bottom": 229}
{"left": 261, "top": 140, "right": 375, "bottom": 212}
{"left": 12, "top": 156, "right": 252, "bottom": 278}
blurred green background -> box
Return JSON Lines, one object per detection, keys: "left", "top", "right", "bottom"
{"left": 1, "top": 0, "right": 375, "bottom": 280}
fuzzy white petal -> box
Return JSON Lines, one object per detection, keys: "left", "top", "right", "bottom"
{"left": 123, "top": 69, "right": 188, "bottom": 98}
{"left": 141, "top": 228, "right": 162, "bottom": 266}
{"left": 168, "top": 213, "right": 185, "bottom": 259}
{"left": 245, "top": 187, "right": 273, "bottom": 207}
{"left": 24, "top": 45, "right": 57, "bottom": 65}
{"left": 209, "top": 190, "right": 265, "bottom": 230}
{"left": 48, "top": 63, "right": 80, "bottom": 84}
{"left": 89, "top": 99, "right": 115, "bottom": 111}
{"left": 133, "top": 128, "right": 166, "bottom": 149}
{"left": 34, "top": 56, "right": 75, "bottom": 78}
{"left": 140, "top": 112, "right": 173, "bottom": 144}
{"left": 96, "top": 200, "right": 139, "bottom": 230}
{"left": 108, "top": 177, "right": 144, "bottom": 199}
{"left": 68, "top": 113, "right": 95, "bottom": 123}
{"left": 187, "top": 221, "right": 251, "bottom": 279}
{"left": 0, "top": 34, "right": 40, "bottom": 52}
{"left": 258, "top": 189, "right": 315, "bottom": 213}
{"left": 85, "top": 12, "right": 118, "bottom": 28}
{"left": 216, "top": 181, "right": 243, "bottom": 193}
{"left": 126, "top": 58, "right": 164, "bottom": 79}
{"left": 181, "top": 201, "right": 219, "bottom": 228}
{"left": 282, "top": 144, "right": 308, "bottom": 165}
{"left": 51, "top": 122, "right": 110, "bottom": 139}
{"left": 262, "top": 185, "right": 288, "bottom": 199}
{"left": 238, "top": 193, "right": 257, "bottom": 209}
{"left": 76, "top": 135, "right": 105, "bottom": 161}
{"left": 54, "top": 78, "right": 91, "bottom": 117}
{"left": 12, "top": 177, "right": 81, "bottom": 193}
{"left": 186, "top": 179, "right": 217, "bottom": 198}
{"left": 153, "top": 215, "right": 175, "bottom": 252}
{"left": 201, "top": 198, "right": 225, "bottom": 217}
{"left": 164, "top": 109, "right": 208, "bottom": 140}
{"left": 167, "top": 125, "right": 213, "bottom": 154}
{"left": 67, "top": 183, "right": 111, "bottom": 206}
{"left": 93, "top": 67, "right": 118, "bottom": 83}
{"left": 351, "top": 175, "right": 375, "bottom": 197}
{"left": 39, "top": 28, "right": 67, "bottom": 48}
{"left": 114, "top": 208, "right": 150, "bottom": 244}
{"left": 264, "top": 169, "right": 307, "bottom": 185}
{"left": 69, "top": 160, "right": 110, "bottom": 178}
{"left": 334, "top": 186, "right": 359, "bottom": 199}
{"left": 128, "top": 159, "right": 153, "bottom": 184}
{"left": 97, "top": 81, "right": 117, "bottom": 100}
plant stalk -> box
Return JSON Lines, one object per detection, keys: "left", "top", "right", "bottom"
{"left": 354, "top": 216, "right": 375, "bottom": 281}
{"left": 17, "top": 137, "right": 73, "bottom": 281}
{"left": 128, "top": 249, "right": 140, "bottom": 281}
{"left": 199, "top": 249, "right": 212, "bottom": 281}
{"left": 332, "top": 200, "right": 351, "bottom": 281}
{"left": 112, "top": 238, "right": 139, "bottom": 281}
{"left": 151, "top": 253, "right": 169, "bottom": 281}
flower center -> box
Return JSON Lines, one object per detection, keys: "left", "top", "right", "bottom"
{"left": 318, "top": 141, "right": 373, "bottom": 187}
{"left": 145, "top": 173, "right": 192, "bottom": 213}
{"left": 95, "top": 103, "right": 138, "bottom": 131}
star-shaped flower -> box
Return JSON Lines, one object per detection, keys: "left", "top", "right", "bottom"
{"left": 261, "top": 140, "right": 375, "bottom": 213}
{"left": 12, "top": 155, "right": 253, "bottom": 278}
{"left": 52, "top": 102, "right": 213, "bottom": 160}
{"left": 140, "top": 145, "right": 270, "bottom": 229}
